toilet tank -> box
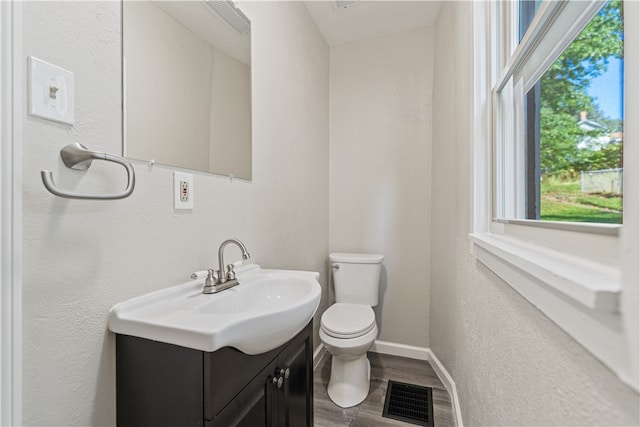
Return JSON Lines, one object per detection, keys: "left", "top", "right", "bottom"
{"left": 330, "top": 253, "right": 384, "bottom": 306}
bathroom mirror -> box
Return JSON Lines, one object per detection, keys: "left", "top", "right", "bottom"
{"left": 122, "top": 1, "right": 252, "bottom": 179}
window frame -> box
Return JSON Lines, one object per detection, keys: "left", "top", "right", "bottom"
{"left": 1, "top": 0, "right": 23, "bottom": 424}
{"left": 470, "top": 0, "right": 639, "bottom": 392}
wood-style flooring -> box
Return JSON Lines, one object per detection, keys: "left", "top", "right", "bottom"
{"left": 314, "top": 351, "right": 455, "bottom": 427}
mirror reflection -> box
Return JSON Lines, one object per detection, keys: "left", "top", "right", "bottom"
{"left": 122, "top": 1, "right": 252, "bottom": 179}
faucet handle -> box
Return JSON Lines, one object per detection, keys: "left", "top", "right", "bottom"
{"left": 226, "top": 264, "right": 236, "bottom": 280}
{"left": 202, "top": 269, "right": 221, "bottom": 294}
{"left": 206, "top": 269, "right": 218, "bottom": 286}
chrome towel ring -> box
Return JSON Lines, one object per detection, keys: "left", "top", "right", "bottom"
{"left": 41, "top": 143, "right": 135, "bottom": 200}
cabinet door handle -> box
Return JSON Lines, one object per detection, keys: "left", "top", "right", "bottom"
{"left": 272, "top": 375, "right": 283, "bottom": 388}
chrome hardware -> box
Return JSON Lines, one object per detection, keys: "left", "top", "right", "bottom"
{"left": 207, "top": 269, "right": 216, "bottom": 286}
{"left": 226, "top": 264, "right": 236, "bottom": 281}
{"left": 198, "top": 239, "right": 251, "bottom": 294}
{"left": 272, "top": 375, "right": 283, "bottom": 388}
{"left": 202, "top": 269, "right": 242, "bottom": 294}
{"left": 202, "top": 269, "right": 217, "bottom": 294}
{"left": 204, "top": 279, "right": 239, "bottom": 294}
{"left": 41, "top": 143, "right": 136, "bottom": 200}
{"left": 331, "top": 264, "right": 340, "bottom": 270}
{"left": 271, "top": 367, "right": 290, "bottom": 389}
{"left": 216, "top": 239, "right": 250, "bottom": 284}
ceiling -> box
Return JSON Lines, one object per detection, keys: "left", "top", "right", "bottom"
{"left": 302, "top": 0, "right": 443, "bottom": 47}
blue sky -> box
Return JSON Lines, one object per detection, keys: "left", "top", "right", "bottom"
{"left": 587, "top": 57, "right": 624, "bottom": 120}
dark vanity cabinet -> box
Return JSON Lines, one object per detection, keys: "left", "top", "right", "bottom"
{"left": 115, "top": 321, "right": 313, "bottom": 427}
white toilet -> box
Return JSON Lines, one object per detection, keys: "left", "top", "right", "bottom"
{"left": 319, "top": 252, "right": 384, "bottom": 408}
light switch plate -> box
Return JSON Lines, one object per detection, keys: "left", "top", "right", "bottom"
{"left": 28, "top": 56, "right": 75, "bottom": 125}
{"left": 174, "top": 172, "right": 194, "bottom": 210}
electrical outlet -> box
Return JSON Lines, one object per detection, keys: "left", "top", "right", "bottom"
{"left": 174, "top": 172, "right": 194, "bottom": 210}
{"left": 180, "top": 180, "right": 189, "bottom": 202}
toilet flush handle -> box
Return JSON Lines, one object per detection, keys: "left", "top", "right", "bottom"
{"left": 331, "top": 264, "right": 340, "bottom": 270}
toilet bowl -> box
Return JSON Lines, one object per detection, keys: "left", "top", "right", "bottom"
{"left": 320, "top": 302, "right": 378, "bottom": 408}
{"left": 320, "top": 252, "right": 383, "bottom": 408}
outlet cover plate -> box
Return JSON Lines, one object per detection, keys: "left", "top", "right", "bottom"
{"left": 174, "top": 172, "right": 194, "bottom": 210}
{"left": 28, "top": 56, "right": 75, "bottom": 125}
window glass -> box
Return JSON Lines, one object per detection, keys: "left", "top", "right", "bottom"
{"left": 523, "top": 1, "right": 624, "bottom": 224}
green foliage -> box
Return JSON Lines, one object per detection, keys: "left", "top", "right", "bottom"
{"left": 572, "top": 142, "right": 623, "bottom": 171}
{"left": 539, "top": 0, "right": 623, "bottom": 174}
{"left": 539, "top": 108, "right": 582, "bottom": 173}
{"left": 540, "top": 0, "right": 623, "bottom": 116}
{"left": 540, "top": 205, "right": 622, "bottom": 224}
{"left": 540, "top": 177, "right": 622, "bottom": 224}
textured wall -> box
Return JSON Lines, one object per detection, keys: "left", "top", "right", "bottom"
{"left": 21, "top": 2, "right": 329, "bottom": 425}
{"left": 329, "top": 28, "right": 434, "bottom": 348}
{"left": 430, "top": 2, "right": 640, "bottom": 425}
{"left": 430, "top": 1, "right": 458, "bottom": 374}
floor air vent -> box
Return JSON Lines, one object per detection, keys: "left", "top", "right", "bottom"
{"left": 382, "top": 380, "right": 434, "bottom": 426}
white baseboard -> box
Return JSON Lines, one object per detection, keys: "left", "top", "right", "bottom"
{"left": 313, "top": 343, "right": 326, "bottom": 369}
{"left": 369, "top": 340, "right": 429, "bottom": 360}
{"left": 426, "top": 349, "right": 463, "bottom": 427}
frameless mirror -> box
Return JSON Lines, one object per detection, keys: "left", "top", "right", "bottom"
{"left": 122, "top": 1, "right": 252, "bottom": 179}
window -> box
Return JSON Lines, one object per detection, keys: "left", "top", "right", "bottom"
{"left": 494, "top": 1, "right": 624, "bottom": 226}
{"left": 523, "top": 1, "right": 624, "bottom": 224}
{"left": 470, "top": 0, "right": 639, "bottom": 392}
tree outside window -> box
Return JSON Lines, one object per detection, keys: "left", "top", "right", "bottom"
{"left": 525, "top": 0, "right": 624, "bottom": 223}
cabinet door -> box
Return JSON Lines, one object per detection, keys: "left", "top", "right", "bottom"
{"left": 277, "top": 327, "right": 313, "bottom": 427}
{"left": 116, "top": 335, "right": 204, "bottom": 427}
{"left": 208, "top": 359, "right": 279, "bottom": 427}
{"left": 203, "top": 345, "right": 282, "bottom": 420}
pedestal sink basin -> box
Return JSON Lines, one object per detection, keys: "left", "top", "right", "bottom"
{"left": 108, "top": 264, "right": 321, "bottom": 354}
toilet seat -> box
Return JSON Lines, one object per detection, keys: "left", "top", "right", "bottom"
{"left": 321, "top": 303, "right": 376, "bottom": 339}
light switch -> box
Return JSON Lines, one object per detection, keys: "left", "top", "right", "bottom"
{"left": 28, "top": 56, "right": 75, "bottom": 125}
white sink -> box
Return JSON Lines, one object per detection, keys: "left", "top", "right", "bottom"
{"left": 108, "top": 264, "right": 321, "bottom": 354}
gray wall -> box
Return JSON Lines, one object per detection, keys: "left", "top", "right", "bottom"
{"left": 21, "top": 2, "right": 329, "bottom": 425}
{"left": 329, "top": 27, "right": 434, "bottom": 348}
{"left": 430, "top": 2, "right": 640, "bottom": 425}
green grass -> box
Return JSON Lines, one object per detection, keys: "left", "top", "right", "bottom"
{"left": 540, "top": 176, "right": 622, "bottom": 224}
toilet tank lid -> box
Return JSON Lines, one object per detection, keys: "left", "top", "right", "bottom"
{"left": 329, "top": 253, "right": 384, "bottom": 264}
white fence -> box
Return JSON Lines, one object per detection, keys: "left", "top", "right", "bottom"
{"left": 580, "top": 168, "right": 623, "bottom": 194}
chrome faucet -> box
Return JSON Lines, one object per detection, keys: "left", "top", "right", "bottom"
{"left": 202, "top": 238, "right": 251, "bottom": 294}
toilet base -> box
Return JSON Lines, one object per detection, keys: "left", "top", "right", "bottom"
{"left": 327, "top": 353, "right": 371, "bottom": 408}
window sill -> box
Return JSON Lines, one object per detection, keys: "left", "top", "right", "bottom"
{"left": 468, "top": 230, "right": 639, "bottom": 389}
{"left": 469, "top": 232, "right": 620, "bottom": 312}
